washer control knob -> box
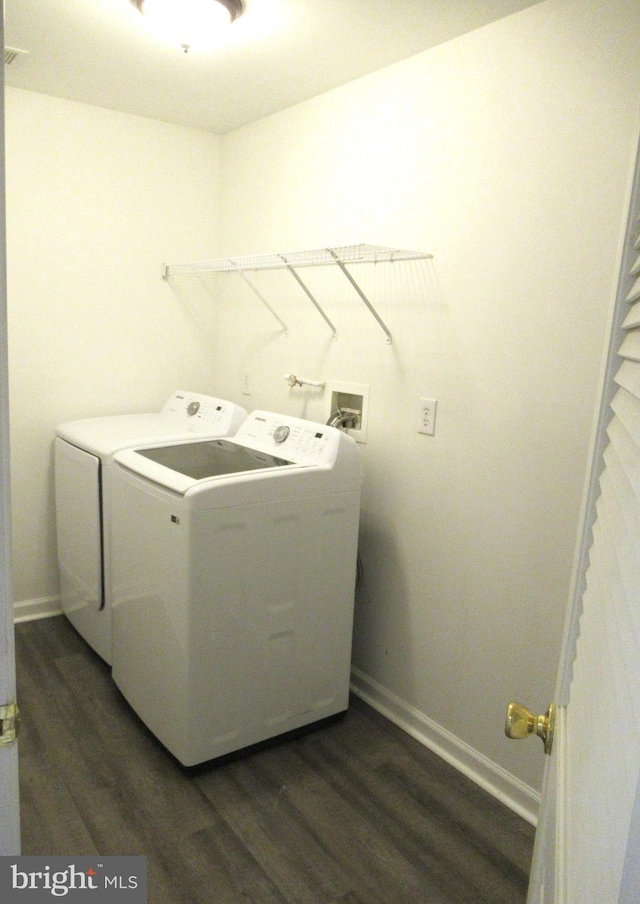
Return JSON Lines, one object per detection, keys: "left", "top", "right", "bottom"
{"left": 187, "top": 401, "right": 200, "bottom": 416}
{"left": 273, "top": 425, "right": 290, "bottom": 444}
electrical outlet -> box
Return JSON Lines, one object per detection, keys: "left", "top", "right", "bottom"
{"left": 242, "top": 371, "right": 251, "bottom": 396}
{"left": 418, "top": 398, "right": 437, "bottom": 435}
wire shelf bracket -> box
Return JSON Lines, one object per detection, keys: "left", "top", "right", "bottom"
{"left": 162, "top": 243, "right": 433, "bottom": 343}
{"left": 280, "top": 254, "right": 337, "bottom": 341}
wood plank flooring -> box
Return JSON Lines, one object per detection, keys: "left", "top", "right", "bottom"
{"left": 15, "top": 615, "right": 535, "bottom": 903}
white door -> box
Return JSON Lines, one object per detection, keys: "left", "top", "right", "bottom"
{"left": 0, "top": 0, "right": 21, "bottom": 856}
{"left": 526, "top": 132, "right": 640, "bottom": 903}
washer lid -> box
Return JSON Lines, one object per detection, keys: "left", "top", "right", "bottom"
{"left": 136, "top": 438, "right": 292, "bottom": 480}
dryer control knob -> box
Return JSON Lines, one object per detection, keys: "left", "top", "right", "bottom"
{"left": 187, "top": 401, "right": 200, "bottom": 416}
{"left": 273, "top": 425, "right": 290, "bottom": 444}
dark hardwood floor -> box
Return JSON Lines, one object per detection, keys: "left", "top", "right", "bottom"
{"left": 15, "top": 615, "right": 534, "bottom": 903}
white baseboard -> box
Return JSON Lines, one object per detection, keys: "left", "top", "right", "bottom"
{"left": 13, "top": 596, "right": 62, "bottom": 623}
{"left": 350, "top": 666, "right": 539, "bottom": 826}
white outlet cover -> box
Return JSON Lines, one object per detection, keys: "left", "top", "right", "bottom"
{"left": 418, "top": 397, "right": 437, "bottom": 436}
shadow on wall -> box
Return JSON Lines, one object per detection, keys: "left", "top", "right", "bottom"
{"left": 351, "top": 517, "right": 413, "bottom": 697}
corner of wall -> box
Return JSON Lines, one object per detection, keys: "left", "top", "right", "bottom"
{"left": 350, "top": 667, "right": 540, "bottom": 826}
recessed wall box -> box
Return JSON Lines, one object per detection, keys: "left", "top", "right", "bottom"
{"left": 327, "top": 381, "right": 370, "bottom": 444}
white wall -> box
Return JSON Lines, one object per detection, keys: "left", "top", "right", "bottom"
{"left": 6, "top": 0, "right": 640, "bottom": 820}
{"left": 5, "top": 89, "right": 223, "bottom": 606}
{"left": 203, "top": 0, "right": 640, "bottom": 812}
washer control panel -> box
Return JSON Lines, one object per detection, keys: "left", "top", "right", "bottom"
{"left": 236, "top": 411, "right": 341, "bottom": 465}
{"left": 161, "top": 391, "right": 245, "bottom": 433}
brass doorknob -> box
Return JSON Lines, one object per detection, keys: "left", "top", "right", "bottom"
{"left": 505, "top": 701, "right": 555, "bottom": 755}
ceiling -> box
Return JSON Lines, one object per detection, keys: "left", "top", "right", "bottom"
{"left": 4, "top": 0, "right": 544, "bottom": 135}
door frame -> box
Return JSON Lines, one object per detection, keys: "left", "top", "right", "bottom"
{"left": 0, "top": 0, "right": 21, "bottom": 856}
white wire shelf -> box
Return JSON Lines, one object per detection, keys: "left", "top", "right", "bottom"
{"left": 163, "top": 244, "right": 432, "bottom": 276}
{"left": 162, "top": 244, "right": 433, "bottom": 343}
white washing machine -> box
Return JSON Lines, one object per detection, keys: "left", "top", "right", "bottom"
{"left": 110, "top": 410, "right": 362, "bottom": 767}
{"left": 54, "top": 391, "right": 247, "bottom": 664}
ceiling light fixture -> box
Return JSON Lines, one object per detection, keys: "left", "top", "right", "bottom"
{"left": 132, "top": 0, "right": 244, "bottom": 53}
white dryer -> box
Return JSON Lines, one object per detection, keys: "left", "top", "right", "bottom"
{"left": 110, "top": 411, "right": 362, "bottom": 767}
{"left": 54, "top": 391, "right": 247, "bottom": 664}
